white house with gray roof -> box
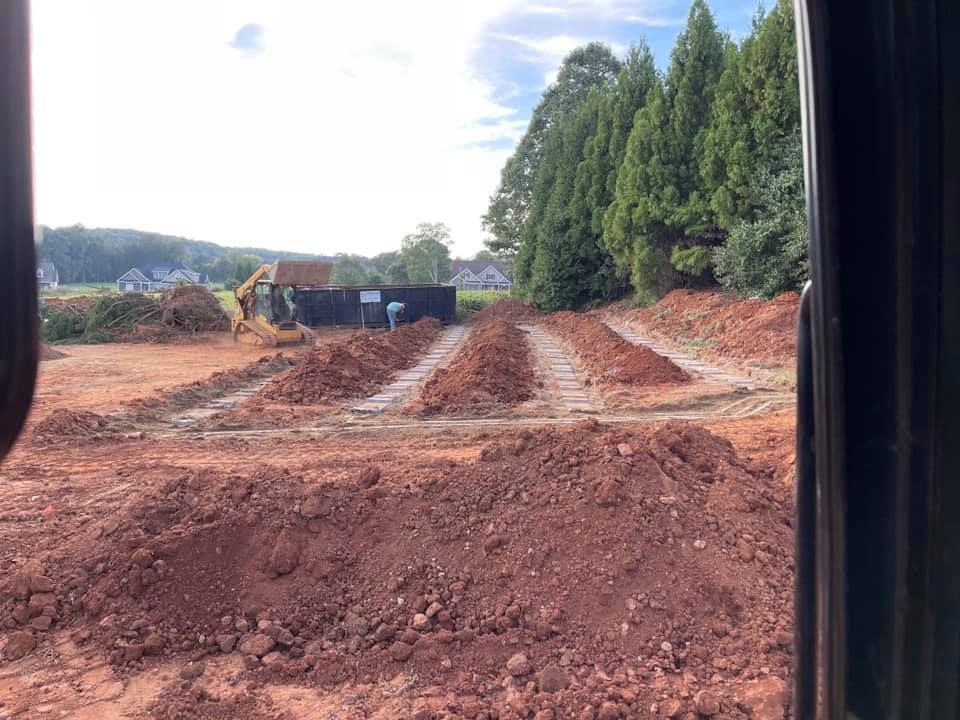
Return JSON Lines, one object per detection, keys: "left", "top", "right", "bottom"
{"left": 449, "top": 261, "right": 511, "bottom": 292}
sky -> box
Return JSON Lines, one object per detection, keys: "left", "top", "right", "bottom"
{"left": 30, "top": 0, "right": 755, "bottom": 259}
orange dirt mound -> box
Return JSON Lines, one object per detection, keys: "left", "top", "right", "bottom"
{"left": 32, "top": 409, "right": 107, "bottom": 437}
{"left": 124, "top": 353, "right": 296, "bottom": 419}
{"left": 474, "top": 297, "right": 543, "bottom": 323}
{"left": 409, "top": 320, "right": 537, "bottom": 416}
{"left": 260, "top": 318, "right": 442, "bottom": 404}
{"left": 632, "top": 290, "right": 800, "bottom": 364}
{"left": 10, "top": 420, "right": 792, "bottom": 717}
{"left": 548, "top": 311, "right": 690, "bottom": 386}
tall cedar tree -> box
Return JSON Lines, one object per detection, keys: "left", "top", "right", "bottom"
{"left": 604, "top": 0, "right": 725, "bottom": 302}
{"left": 486, "top": 43, "right": 620, "bottom": 259}
{"left": 525, "top": 90, "right": 608, "bottom": 311}
{"left": 702, "top": 0, "right": 800, "bottom": 231}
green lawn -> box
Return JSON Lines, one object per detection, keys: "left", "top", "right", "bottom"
{"left": 456, "top": 289, "right": 509, "bottom": 320}
{"left": 40, "top": 282, "right": 115, "bottom": 299}
{"left": 211, "top": 288, "right": 235, "bottom": 312}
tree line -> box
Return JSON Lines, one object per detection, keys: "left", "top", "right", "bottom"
{"left": 483, "top": 0, "right": 805, "bottom": 311}
{"left": 35, "top": 225, "right": 330, "bottom": 286}
{"left": 329, "top": 223, "right": 501, "bottom": 286}
{"left": 36, "top": 221, "right": 487, "bottom": 289}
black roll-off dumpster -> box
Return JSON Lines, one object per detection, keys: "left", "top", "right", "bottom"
{"left": 293, "top": 284, "right": 456, "bottom": 328}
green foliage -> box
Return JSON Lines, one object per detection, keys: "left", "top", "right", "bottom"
{"left": 386, "top": 261, "right": 410, "bottom": 284}
{"left": 232, "top": 254, "right": 263, "bottom": 283}
{"left": 702, "top": 0, "right": 800, "bottom": 229}
{"left": 35, "top": 225, "right": 329, "bottom": 284}
{"left": 399, "top": 223, "right": 452, "bottom": 283}
{"left": 670, "top": 245, "right": 713, "bottom": 276}
{"left": 713, "top": 133, "right": 808, "bottom": 297}
{"left": 483, "top": 43, "right": 621, "bottom": 257}
{"left": 330, "top": 254, "right": 369, "bottom": 285}
{"left": 41, "top": 306, "right": 84, "bottom": 342}
{"left": 455, "top": 290, "right": 507, "bottom": 320}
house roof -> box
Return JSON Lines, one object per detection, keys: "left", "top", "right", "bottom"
{"left": 450, "top": 260, "right": 511, "bottom": 281}
{"left": 118, "top": 263, "right": 210, "bottom": 286}
{"left": 118, "top": 268, "right": 151, "bottom": 283}
{"left": 37, "top": 262, "right": 58, "bottom": 281}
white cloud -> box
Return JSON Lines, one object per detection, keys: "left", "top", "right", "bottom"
{"left": 624, "top": 13, "right": 683, "bottom": 27}
{"left": 30, "top": 0, "right": 525, "bottom": 258}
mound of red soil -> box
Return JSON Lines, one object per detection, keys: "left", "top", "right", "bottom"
{"left": 409, "top": 320, "right": 537, "bottom": 416}
{"left": 474, "top": 297, "right": 543, "bottom": 323}
{"left": 548, "top": 311, "right": 690, "bottom": 386}
{"left": 260, "top": 318, "right": 442, "bottom": 404}
{"left": 124, "top": 353, "right": 296, "bottom": 419}
{"left": 40, "top": 344, "right": 66, "bottom": 361}
{"left": 631, "top": 290, "right": 800, "bottom": 364}
{"left": 32, "top": 409, "right": 107, "bottom": 437}
{"left": 11, "top": 420, "right": 792, "bottom": 718}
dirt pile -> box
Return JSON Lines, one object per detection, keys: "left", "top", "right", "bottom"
{"left": 8, "top": 420, "right": 793, "bottom": 717}
{"left": 31, "top": 409, "right": 108, "bottom": 437}
{"left": 260, "top": 317, "right": 442, "bottom": 404}
{"left": 474, "top": 297, "right": 543, "bottom": 323}
{"left": 549, "top": 311, "right": 690, "bottom": 386}
{"left": 40, "top": 344, "right": 66, "bottom": 361}
{"left": 409, "top": 320, "right": 537, "bottom": 416}
{"left": 125, "top": 353, "right": 296, "bottom": 419}
{"left": 629, "top": 290, "right": 800, "bottom": 365}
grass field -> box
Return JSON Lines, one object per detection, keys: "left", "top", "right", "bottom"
{"left": 40, "top": 283, "right": 115, "bottom": 299}
{"left": 456, "top": 289, "right": 509, "bottom": 319}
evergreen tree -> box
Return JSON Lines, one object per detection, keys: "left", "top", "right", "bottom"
{"left": 713, "top": 132, "right": 807, "bottom": 296}
{"left": 526, "top": 90, "right": 608, "bottom": 310}
{"left": 702, "top": 0, "right": 800, "bottom": 230}
{"left": 484, "top": 44, "right": 621, "bottom": 257}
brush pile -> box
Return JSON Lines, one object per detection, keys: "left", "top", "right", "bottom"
{"left": 41, "top": 286, "right": 228, "bottom": 344}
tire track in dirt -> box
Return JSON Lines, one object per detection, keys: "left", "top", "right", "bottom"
{"left": 519, "top": 324, "right": 601, "bottom": 414}
{"left": 606, "top": 322, "right": 757, "bottom": 388}
{"left": 352, "top": 324, "right": 468, "bottom": 414}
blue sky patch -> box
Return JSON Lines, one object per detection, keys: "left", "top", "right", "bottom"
{"left": 230, "top": 23, "right": 266, "bottom": 57}
{"left": 470, "top": 0, "right": 758, "bottom": 147}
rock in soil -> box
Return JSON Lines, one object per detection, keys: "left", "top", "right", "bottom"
{"left": 239, "top": 634, "right": 275, "bottom": 657}
{"left": 3, "top": 631, "right": 35, "bottom": 660}
{"left": 539, "top": 664, "right": 571, "bottom": 693}
{"left": 506, "top": 652, "right": 532, "bottom": 677}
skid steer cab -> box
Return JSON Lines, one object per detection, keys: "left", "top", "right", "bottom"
{"left": 232, "top": 261, "right": 332, "bottom": 346}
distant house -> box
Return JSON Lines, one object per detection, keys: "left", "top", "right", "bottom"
{"left": 36, "top": 262, "right": 59, "bottom": 290}
{"left": 449, "top": 261, "right": 512, "bottom": 292}
{"left": 116, "top": 262, "right": 209, "bottom": 293}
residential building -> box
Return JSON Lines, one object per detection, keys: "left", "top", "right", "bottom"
{"left": 36, "top": 262, "right": 59, "bottom": 290}
{"left": 116, "top": 263, "right": 209, "bottom": 292}
{"left": 449, "top": 261, "right": 512, "bottom": 292}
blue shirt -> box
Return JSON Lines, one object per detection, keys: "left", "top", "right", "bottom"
{"left": 387, "top": 302, "right": 403, "bottom": 313}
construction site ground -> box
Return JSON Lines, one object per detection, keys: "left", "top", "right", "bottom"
{"left": 0, "top": 295, "right": 797, "bottom": 720}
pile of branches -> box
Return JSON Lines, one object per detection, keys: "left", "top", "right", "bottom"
{"left": 160, "top": 284, "right": 229, "bottom": 332}
{"left": 41, "top": 285, "right": 228, "bottom": 344}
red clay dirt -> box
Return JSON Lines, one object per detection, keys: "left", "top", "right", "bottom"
{"left": 625, "top": 290, "right": 800, "bottom": 366}
{"left": 0, "top": 420, "right": 793, "bottom": 719}
{"left": 31, "top": 409, "right": 109, "bottom": 437}
{"left": 409, "top": 320, "right": 538, "bottom": 416}
{"left": 474, "top": 297, "right": 543, "bottom": 323}
{"left": 548, "top": 311, "right": 690, "bottom": 386}
{"left": 260, "top": 318, "right": 442, "bottom": 404}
